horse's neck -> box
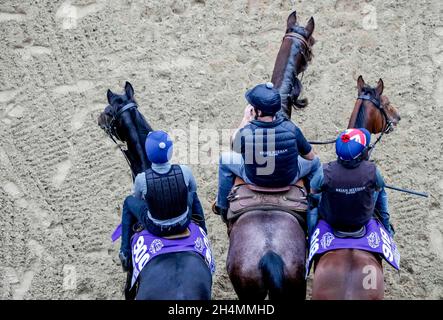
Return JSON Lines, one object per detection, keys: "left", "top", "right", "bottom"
{"left": 119, "top": 109, "right": 152, "bottom": 175}
{"left": 347, "top": 100, "right": 361, "bottom": 129}
{"left": 271, "top": 39, "right": 304, "bottom": 119}
{"left": 271, "top": 40, "right": 292, "bottom": 87}
{"left": 348, "top": 100, "right": 385, "bottom": 134}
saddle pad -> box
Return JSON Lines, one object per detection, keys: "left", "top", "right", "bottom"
{"left": 130, "top": 222, "right": 215, "bottom": 288}
{"left": 305, "top": 218, "right": 400, "bottom": 278}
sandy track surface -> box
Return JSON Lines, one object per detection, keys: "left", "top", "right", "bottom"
{"left": 0, "top": 0, "right": 441, "bottom": 299}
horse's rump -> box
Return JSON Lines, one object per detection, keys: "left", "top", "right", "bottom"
{"left": 311, "top": 248, "right": 384, "bottom": 300}
{"left": 227, "top": 209, "right": 307, "bottom": 300}
{"left": 136, "top": 251, "right": 212, "bottom": 300}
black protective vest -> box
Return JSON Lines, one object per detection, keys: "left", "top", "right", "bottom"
{"left": 318, "top": 160, "right": 377, "bottom": 231}
{"left": 145, "top": 165, "right": 188, "bottom": 221}
{"left": 240, "top": 117, "right": 299, "bottom": 188}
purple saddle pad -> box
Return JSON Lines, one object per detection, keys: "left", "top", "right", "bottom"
{"left": 306, "top": 218, "right": 400, "bottom": 278}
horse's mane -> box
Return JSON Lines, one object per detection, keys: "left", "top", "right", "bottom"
{"left": 280, "top": 34, "right": 305, "bottom": 96}
{"left": 354, "top": 86, "right": 378, "bottom": 128}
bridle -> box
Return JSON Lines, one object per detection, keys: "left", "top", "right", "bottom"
{"left": 357, "top": 93, "right": 394, "bottom": 153}
{"left": 308, "top": 94, "right": 394, "bottom": 148}
{"left": 105, "top": 102, "right": 138, "bottom": 143}
{"left": 279, "top": 31, "right": 313, "bottom": 113}
{"left": 102, "top": 101, "right": 139, "bottom": 178}
{"left": 283, "top": 31, "right": 313, "bottom": 63}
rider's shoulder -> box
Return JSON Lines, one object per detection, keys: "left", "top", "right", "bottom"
{"left": 278, "top": 116, "right": 298, "bottom": 129}
{"left": 177, "top": 164, "right": 193, "bottom": 175}
{"left": 134, "top": 172, "right": 146, "bottom": 186}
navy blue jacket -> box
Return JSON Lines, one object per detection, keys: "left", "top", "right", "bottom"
{"left": 233, "top": 115, "right": 312, "bottom": 187}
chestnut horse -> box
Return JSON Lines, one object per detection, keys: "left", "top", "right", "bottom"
{"left": 225, "top": 11, "right": 315, "bottom": 300}
{"left": 271, "top": 11, "right": 315, "bottom": 119}
{"left": 311, "top": 75, "right": 400, "bottom": 300}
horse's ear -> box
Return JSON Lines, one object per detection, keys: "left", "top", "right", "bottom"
{"left": 125, "top": 81, "right": 134, "bottom": 99}
{"left": 107, "top": 89, "right": 114, "bottom": 104}
{"left": 357, "top": 75, "right": 365, "bottom": 93}
{"left": 305, "top": 17, "right": 315, "bottom": 38}
{"left": 287, "top": 11, "right": 297, "bottom": 29}
{"left": 375, "top": 78, "right": 384, "bottom": 96}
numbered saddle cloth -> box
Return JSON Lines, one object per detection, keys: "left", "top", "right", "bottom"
{"left": 305, "top": 218, "right": 400, "bottom": 278}
{"left": 130, "top": 221, "right": 216, "bottom": 288}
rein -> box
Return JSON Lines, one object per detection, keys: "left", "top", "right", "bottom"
{"left": 357, "top": 94, "right": 393, "bottom": 154}
{"left": 308, "top": 95, "right": 393, "bottom": 147}
{"left": 104, "top": 102, "right": 139, "bottom": 179}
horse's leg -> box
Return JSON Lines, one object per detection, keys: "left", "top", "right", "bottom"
{"left": 227, "top": 266, "right": 268, "bottom": 300}
{"left": 227, "top": 215, "right": 268, "bottom": 300}
{"left": 270, "top": 215, "right": 307, "bottom": 300}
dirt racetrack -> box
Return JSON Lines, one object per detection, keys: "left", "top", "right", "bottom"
{"left": 0, "top": 0, "right": 442, "bottom": 299}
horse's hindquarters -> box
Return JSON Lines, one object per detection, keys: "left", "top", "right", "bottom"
{"left": 312, "top": 249, "right": 384, "bottom": 300}
{"left": 227, "top": 211, "right": 307, "bottom": 300}
{"left": 136, "top": 251, "right": 212, "bottom": 300}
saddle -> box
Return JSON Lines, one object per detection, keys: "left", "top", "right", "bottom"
{"left": 332, "top": 226, "right": 366, "bottom": 239}
{"left": 132, "top": 222, "right": 191, "bottom": 239}
{"left": 227, "top": 177, "right": 308, "bottom": 227}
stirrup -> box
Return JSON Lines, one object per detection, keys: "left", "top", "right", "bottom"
{"left": 212, "top": 202, "right": 228, "bottom": 223}
{"left": 212, "top": 202, "right": 220, "bottom": 215}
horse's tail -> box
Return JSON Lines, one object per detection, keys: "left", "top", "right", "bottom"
{"left": 259, "top": 251, "right": 285, "bottom": 300}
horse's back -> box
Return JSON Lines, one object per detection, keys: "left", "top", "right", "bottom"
{"left": 312, "top": 249, "right": 384, "bottom": 300}
{"left": 136, "top": 251, "right": 212, "bottom": 300}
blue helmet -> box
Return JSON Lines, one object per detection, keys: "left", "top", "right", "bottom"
{"left": 245, "top": 82, "right": 281, "bottom": 114}
{"left": 145, "top": 130, "right": 173, "bottom": 164}
{"left": 335, "top": 128, "right": 371, "bottom": 161}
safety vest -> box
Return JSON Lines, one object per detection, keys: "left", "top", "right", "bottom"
{"left": 318, "top": 160, "right": 377, "bottom": 231}
{"left": 144, "top": 165, "right": 188, "bottom": 221}
{"left": 240, "top": 116, "right": 300, "bottom": 187}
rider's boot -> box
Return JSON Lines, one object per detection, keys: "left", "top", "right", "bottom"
{"left": 119, "top": 251, "right": 132, "bottom": 272}
{"left": 212, "top": 202, "right": 228, "bottom": 223}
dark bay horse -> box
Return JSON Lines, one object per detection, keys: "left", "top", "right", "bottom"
{"left": 311, "top": 75, "right": 401, "bottom": 300}
{"left": 225, "top": 11, "right": 315, "bottom": 300}
{"left": 271, "top": 11, "right": 315, "bottom": 119}
{"left": 98, "top": 82, "right": 212, "bottom": 300}
{"left": 98, "top": 81, "right": 152, "bottom": 177}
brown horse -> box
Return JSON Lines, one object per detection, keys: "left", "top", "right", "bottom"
{"left": 225, "top": 11, "right": 315, "bottom": 300}
{"left": 311, "top": 75, "right": 401, "bottom": 300}
{"left": 271, "top": 11, "right": 315, "bottom": 119}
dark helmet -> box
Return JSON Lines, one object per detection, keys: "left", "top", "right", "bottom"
{"left": 245, "top": 82, "right": 281, "bottom": 115}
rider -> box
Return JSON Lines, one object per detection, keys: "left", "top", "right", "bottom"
{"left": 308, "top": 128, "right": 394, "bottom": 237}
{"left": 213, "top": 82, "right": 321, "bottom": 221}
{"left": 119, "top": 130, "right": 207, "bottom": 271}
